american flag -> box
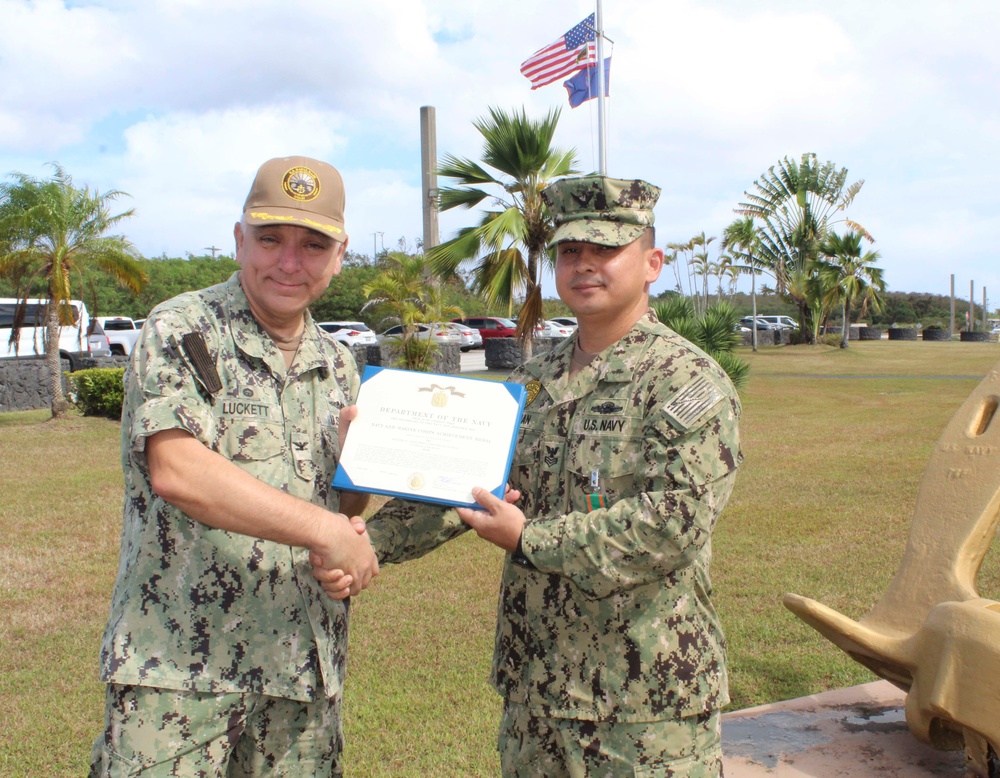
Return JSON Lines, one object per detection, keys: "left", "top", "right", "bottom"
{"left": 520, "top": 14, "right": 598, "bottom": 90}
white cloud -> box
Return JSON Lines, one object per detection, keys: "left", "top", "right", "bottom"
{"left": 108, "top": 105, "right": 350, "bottom": 256}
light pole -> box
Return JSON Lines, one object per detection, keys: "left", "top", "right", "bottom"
{"left": 372, "top": 232, "right": 384, "bottom": 260}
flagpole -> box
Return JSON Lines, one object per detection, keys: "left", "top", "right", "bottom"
{"left": 595, "top": 0, "right": 607, "bottom": 175}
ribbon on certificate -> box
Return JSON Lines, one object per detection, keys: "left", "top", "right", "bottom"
{"left": 418, "top": 384, "right": 467, "bottom": 397}
{"left": 418, "top": 383, "right": 467, "bottom": 408}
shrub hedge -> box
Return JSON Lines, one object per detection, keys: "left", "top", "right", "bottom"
{"left": 69, "top": 367, "right": 125, "bottom": 419}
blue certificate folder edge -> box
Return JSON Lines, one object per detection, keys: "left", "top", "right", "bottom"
{"left": 331, "top": 365, "right": 527, "bottom": 510}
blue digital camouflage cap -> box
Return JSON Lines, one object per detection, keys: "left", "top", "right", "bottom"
{"left": 542, "top": 175, "right": 661, "bottom": 248}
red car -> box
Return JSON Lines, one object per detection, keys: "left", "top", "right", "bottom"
{"left": 452, "top": 316, "right": 517, "bottom": 340}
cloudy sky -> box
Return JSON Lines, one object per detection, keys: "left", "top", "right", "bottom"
{"left": 3, "top": 0, "right": 998, "bottom": 303}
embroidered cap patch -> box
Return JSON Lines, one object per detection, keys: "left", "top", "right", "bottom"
{"left": 282, "top": 166, "right": 320, "bottom": 201}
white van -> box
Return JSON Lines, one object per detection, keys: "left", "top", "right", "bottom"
{"left": 758, "top": 315, "right": 799, "bottom": 330}
{"left": 0, "top": 297, "right": 112, "bottom": 368}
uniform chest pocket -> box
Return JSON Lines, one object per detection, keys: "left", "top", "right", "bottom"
{"left": 216, "top": 416, "right": 285, "bottom": 462}
{"left": 567, "top": 426, "right": 642, "bottom": 511}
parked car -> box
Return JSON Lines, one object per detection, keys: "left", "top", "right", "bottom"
{"left": 758, "top": 315, "right": 798, "bottom": 330}
{"left": 317, "top": 321, "right": 378, "bottom": 347}
{"left": 87, "top": 318, "right": 113, "bottom": 357}
{"left": 96, "top": 316, "right": 141, "bottom": 355}
{"left": 536, "top": 320, "right": 575, "bottom": 339}
{"left": 740, "top": 316, "right": 777, "bottom": 331}
{"left": 452, "top": 316, "right": 517, "bottom": 340}
{"left": 549, "top": 316, "right": 578, "bottom": 329}
{"left": 449, "top": 322, "right": 483, "bottom": 351}
{"left": 377, "top": 322, "right": 462, "bottom": 346}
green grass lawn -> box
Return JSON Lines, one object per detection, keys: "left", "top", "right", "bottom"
{"left": 2, "top": 340, "right": 999, "bottom": 776}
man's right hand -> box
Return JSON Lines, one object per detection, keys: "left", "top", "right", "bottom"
{"left": 309, "top": 514, "right": 379, "bottom": 597}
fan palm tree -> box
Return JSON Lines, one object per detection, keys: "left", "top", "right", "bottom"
{"left": 426, "top": 106, "right": 577, "bottom": 345}
{"left": 735, "top": 154, "right": 870, "bottom": 341}
{"left": 0, "top": 165, "right": 145, "bottom": 417}
{"left": 819, "top": 230, "right": 885, "bottom": 348}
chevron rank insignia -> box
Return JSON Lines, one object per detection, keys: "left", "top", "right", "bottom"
{"left": 662, "top": 375, "right": 724, "bottom": 430}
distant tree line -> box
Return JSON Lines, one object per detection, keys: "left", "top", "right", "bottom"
{"left": 868, "top": 291, "right": 986, "bottom": 328}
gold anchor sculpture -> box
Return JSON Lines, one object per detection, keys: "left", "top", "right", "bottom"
{"left": 784, "top": 363, "right": 1000, "bottom": 777}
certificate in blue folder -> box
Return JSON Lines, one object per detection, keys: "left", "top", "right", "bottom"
{"left": 332, "top": 366, "right": 527, "bottom": 509}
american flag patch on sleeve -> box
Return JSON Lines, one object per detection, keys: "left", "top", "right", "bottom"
{"left": 662, "top": 375, "right": 725, "bottom": 430}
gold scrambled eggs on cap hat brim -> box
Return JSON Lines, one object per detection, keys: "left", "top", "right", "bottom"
{"left": 242, "top": 156, "right": 348, "bottom": 242}
{"left": 543, "top": 175, "right": 660, "bottom": 248}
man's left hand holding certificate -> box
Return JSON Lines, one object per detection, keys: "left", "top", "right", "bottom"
{"left": 333, "top": 366, "right": 526, "bottom": 509}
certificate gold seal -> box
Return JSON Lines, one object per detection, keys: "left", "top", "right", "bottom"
{"left": 408, "top": 473, "right": 426, "bottom": 490}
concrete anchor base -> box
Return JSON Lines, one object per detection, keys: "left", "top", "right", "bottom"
{"left": 722, "top": 681, "right": 975, "bottom": 776}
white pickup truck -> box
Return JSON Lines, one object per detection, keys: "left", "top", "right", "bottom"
{"left": 0, "top": 297, "right": 112, "bottom": 368}
{"left": 97, "top": 316, "right": 142, "bottom": 356}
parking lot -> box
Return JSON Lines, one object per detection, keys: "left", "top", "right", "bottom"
{"left": 460, "top": 349, "right": 487, "bottom": 373}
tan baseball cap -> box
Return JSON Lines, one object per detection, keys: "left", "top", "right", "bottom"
{"left": 242, "top": 156, "right": 347, "bottom": 242}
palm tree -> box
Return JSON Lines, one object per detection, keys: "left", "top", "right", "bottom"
{"left": 362, "top": 252, "right": 464, "bottom": 371}
{"left": 819, "top": 230, "right": 885, "bottom": 348}
{"left": 689, "top": 231, "right": 716, "bottom": 312}
{"left": 804, "top": 267, "right": 839, "bottom": 344}
{"left": 713, "top": 254, "right": 735, "bottom": 303}
{"left": 665, "top": 240, "right": 692, "bottom": 296}
{"left": 721, "top": 217, "right": 765, "bottom": 351}
{"left": 689, "top": 249, "right": 711, "bottom": 313}
{"left": 735, "top": 154, "right": 869, "bottom": 341}
{"left": 0, "top": 165, "right": 145, "bottom": 417}
{"left": 426, "top": 106, "right": 577, "bottom": 345}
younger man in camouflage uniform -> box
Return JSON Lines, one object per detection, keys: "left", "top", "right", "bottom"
{"left": 325, "top": 175, "right": 741, "bottom": 776}
{"left": 89, "top": 156, "right": 379, "bottom": 776}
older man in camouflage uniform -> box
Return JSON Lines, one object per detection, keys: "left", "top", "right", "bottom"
{"left": 89, "top": 156, "right": 379, "bottom": 776}
{"left": 338, "top": 175, "right": 741, "bottom": 776}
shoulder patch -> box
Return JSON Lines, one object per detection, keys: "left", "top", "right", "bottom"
{"left": 662, "top": 375, "right": 725, "bottom": 430}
